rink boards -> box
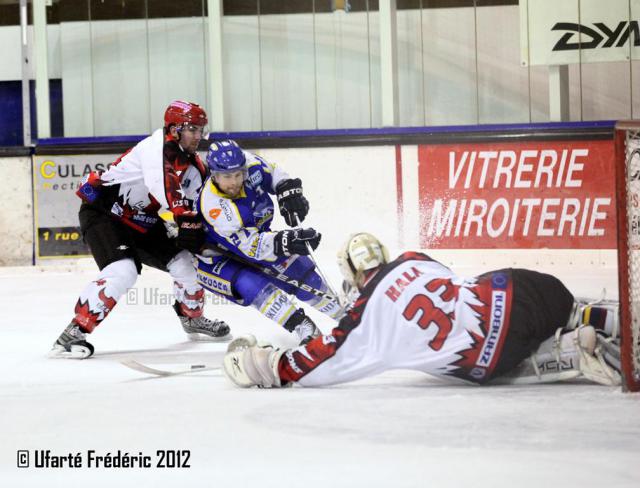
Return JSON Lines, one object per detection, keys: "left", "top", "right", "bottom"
{"left": 0, "top": 122, "right": 621, "bottom": 298}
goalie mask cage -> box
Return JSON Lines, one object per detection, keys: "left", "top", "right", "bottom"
{"left": 615, "top": 121, "right": 640, "bottom": 392}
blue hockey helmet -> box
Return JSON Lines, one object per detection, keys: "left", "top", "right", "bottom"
{"left": 207, "top": 140, "right": 246, "bottom": 173}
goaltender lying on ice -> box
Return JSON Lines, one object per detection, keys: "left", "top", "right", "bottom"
{"left": 223, "top": 232, "right": 622, "bottom": 388}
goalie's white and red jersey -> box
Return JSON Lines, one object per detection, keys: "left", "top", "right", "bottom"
{"left": 278, "top": 252, "right": 514, "bottom": 385}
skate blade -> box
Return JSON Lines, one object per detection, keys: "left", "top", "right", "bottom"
{"left": 48, "top": 344, "right": 93, "bottom": 359}
{"left": 186, "top": 332, "right": 233, "bottom": 343}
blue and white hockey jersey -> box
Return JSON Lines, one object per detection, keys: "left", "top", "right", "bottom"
{"left": 197, "top": 151, "right": 290, "bottom": 264}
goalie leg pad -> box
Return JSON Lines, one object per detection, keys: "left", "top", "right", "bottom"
{"left": 595, "top": 333, "right": 621, "bottom": 373}
{"left": 492, "top": 326, "right": 620, "bottom": 386}
{"left": 223, "top": 344, "right": 285, "bottom": 388}
{"left": 493, "top": 328, "right": 583, "bottom": 385}
{"left": 581, "top": 332, "right": 622, "bottom": 386}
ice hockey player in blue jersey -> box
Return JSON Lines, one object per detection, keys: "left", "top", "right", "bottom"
{"left": 195, "top": 140, "right": 343, "bottom": 344}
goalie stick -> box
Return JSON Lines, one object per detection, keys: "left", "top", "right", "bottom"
{"left": 121, "top": 359, "right": 221, "bottom": 377}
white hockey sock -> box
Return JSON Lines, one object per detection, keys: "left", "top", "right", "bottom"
{"left": 167, "top": 250, "right": 204, "bottom": 317}
{"left": 73, "top": 258, "right": 137, "bottom": 332}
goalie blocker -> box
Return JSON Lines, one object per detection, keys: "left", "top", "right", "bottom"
{"left": 223, "top": 233, "right": 622, "bottom": 389}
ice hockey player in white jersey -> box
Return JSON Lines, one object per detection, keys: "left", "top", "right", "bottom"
{"left": 50, "top": 101, "right": 231, "bottom": 359}
{"left": 195, "top": 140, "right": 343, "bottom": 345}
{"left": 223, "top": 233, "right": 622, "bottom": 388}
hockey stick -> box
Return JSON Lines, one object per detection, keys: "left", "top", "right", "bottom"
{"left": 121, "top": 359, "right": 221, "bottom": 377}
{"left": 293, "top": 212, "right": 340, "bottom": 300}
{"left": 200, "top": 244, "right": 342, "bottom": 306}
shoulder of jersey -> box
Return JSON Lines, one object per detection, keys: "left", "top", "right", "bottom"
{"left": 244, "top": 151, "right": 266, "bottom": 168}
{"left": 118, "top": 129, "right": 163, "bottom": 166}
{"left": 143, "top": 128, "right": 164, "bottom": 150}
{"left": 243, "top": 152, "right": 270, "bottom": 185}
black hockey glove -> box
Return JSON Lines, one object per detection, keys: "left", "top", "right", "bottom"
{"left": 175, "top": 212, "right": 206, "bottom": 254}
{"left": 273, "top": 228, "right": 321, "bottom": 257}
{"left": 276, "top": 178, "right": 309, "bottom": 227}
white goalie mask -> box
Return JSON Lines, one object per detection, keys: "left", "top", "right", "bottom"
{"left": 337, "top": 233, "right": 389, "bottom": 290}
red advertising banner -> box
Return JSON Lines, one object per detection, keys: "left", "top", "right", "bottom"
{"left": 418, "top": 140, "right": 616, "bottom": 249}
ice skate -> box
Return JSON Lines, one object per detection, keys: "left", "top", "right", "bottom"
{"left": 174, "top": 302, "right": 232, "bottom": 341}
{"left": 49, "top": 323, "right": 95, "bottom": 359}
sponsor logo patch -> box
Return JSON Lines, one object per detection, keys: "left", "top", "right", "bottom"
{"left": 196, "top": 270, "right": 232, "bottom": 296}
{"left": 470, "top": 367, "right": 486, "bottom": 380}
{"left": 249, "top": 171, "right": 263, "bottom": 187}
{"left": 491, "top": 272, "right": 508, "bottom": 290}
{"left": 110, "top": 202, "right": 124, "bottom": 217}
{"left": 211, "top": 259, "right": 227, "bottom": 275}
{"left": 476, "top": 290, "right": 506, "bottom": 368}
{"left": 219, "top": 199, "right": 234, "bottom": 222}
{"left": 263, "top": 293, "right": 289, "bottom": 321}
{"left": 285, "top": 351, "right": 303, "bottom": 374}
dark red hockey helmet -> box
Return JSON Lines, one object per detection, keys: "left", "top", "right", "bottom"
{"left": 164, "top": 100, "right": 208, "bottom": 130}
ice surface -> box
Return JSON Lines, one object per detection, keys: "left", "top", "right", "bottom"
{"left": 1, "top": 261, "right": 639, "bottom": 488}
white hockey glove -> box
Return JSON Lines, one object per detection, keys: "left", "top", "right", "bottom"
{"left": 223, "top": 337, "right": 285, "bottom": 388}
{"left": 227, "top": 334, "right": 258, "bottom": 352}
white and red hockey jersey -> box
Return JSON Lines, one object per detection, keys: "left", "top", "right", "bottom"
{"left": 77, "top": 129, "right": 207, "bottom": 232}
{"left": 278, "top": 252, "right": 514, "bottom": 385}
